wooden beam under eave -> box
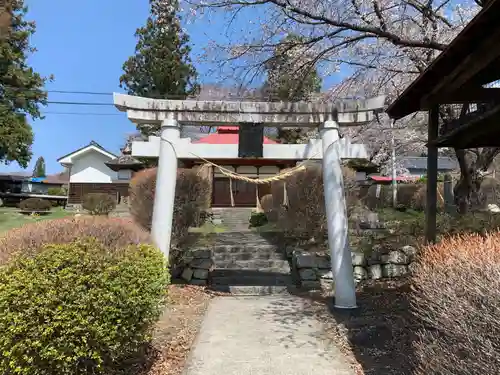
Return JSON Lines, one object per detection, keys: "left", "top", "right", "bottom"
{"left": 424, "top": 26, "right": 500, "bottom": 102}
{"left": 423, "top": 87, "right": 500, "bottom": 107}
{"left": 425, "top": 106, "right": 439, "bottom": 244}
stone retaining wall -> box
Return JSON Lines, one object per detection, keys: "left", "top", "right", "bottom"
{"left": 290, "top": 244, "right": 417, "bottom": 290}
{"left": 180, "top": 248, "right": 214, "bottom": 285}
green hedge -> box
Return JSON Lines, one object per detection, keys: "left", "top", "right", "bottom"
{"left": 0, "top": 239, "right": 169, "bottom": 375}
{"left": 82, "top": 193, "right": 117, "bottom": 215}
{"left": 249, "top": 212, "right": 268, "bottom": 227}
{"left": 19, "top": 198, "right": 52, "bottom": 211}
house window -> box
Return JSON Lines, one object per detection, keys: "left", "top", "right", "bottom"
{"left": 117, "top": 169, "right": 132, "bottom": 180}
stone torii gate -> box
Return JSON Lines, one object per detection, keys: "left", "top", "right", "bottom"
{"left": 114, "top": 93, "right": 385, "bottom": 309}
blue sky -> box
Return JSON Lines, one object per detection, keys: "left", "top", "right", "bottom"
{"left": 1, "top": 0, "right": 339, "bottom": 174}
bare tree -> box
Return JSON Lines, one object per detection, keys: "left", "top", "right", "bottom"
{"left": 182, "top": 0, "right": 493, "bottom": 211}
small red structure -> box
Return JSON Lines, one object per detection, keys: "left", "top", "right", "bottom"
{"left": 185, "top": 126, "right": 293, "bottom": 207}
{"left": 194, "top": 126, "right": 278, "bottom": 145}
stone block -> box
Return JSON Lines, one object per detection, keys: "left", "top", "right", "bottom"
{"left": 380, "top": 255, "right": 390, "bottom": 264}
{"left": 193, "top": 269, "right": 209, "bottom": 280}
{"left": 387, "top": 250, "right": 409, "bottom": 265}
{"left": 315, "top": 255, "right": 330, "bottom": 269}
{"left": 351, "top": 251, "right": 366, "bottom": 266}
{"left": 191, "top": 248, "right": 212, "bottom": 259}
{"left": 382, "top": 264, "right": 408, "bottom": 278}
{"left": 299, "top": 268, "right": 317, "bottom": 281}
{"left": 372, "top": 244, "right": 391, "bottom": 255}
{"left": 401, "top": 245, "right": 417, "bottom": 262}
{"left": 368, "top": 264, "right": 382, "bottom": 280}
{"left": 190, "top": 258, "right": 213, "bottom": 270}
{"left": 181, "top": 268, "right": 193, "bottom": 282}
{"left": 294, "top": 252, "right": 315, "bottom": 268}
{"left": 353, "top": 266, "right": 368, "bottom": 281}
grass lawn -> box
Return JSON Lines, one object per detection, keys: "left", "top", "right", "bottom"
{"left": 0, "top": 207, "right": 73, "bottom": 233}
{"left": 188, "top": 222, "right": 227, "bottom": 234}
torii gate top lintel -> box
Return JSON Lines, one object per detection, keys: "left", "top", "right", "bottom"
{"left": 113, "top": 93, "right": 386, "bottom": 126}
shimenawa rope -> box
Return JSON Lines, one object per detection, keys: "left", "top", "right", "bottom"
{"left": 161, "top": 136, "right": 324, "bottom": 185}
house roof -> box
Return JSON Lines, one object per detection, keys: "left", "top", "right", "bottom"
{"left": 369, "top": 175, "right": 419, "bottom": 182}
{"left": 105, "top": 155, "right": 144, "bottom": 171}
{"left": 399, "top": 156, "right": 457, "bottom": 171}
{"left": 57, "top": 140, "right": 117, "bottom": 163}
{"left": 0, "top": 172, "right": 31, "bottom": 181}
{"left": 195, "top": 126, "right": 278, "bottom": 145}
{"left": 43, "top": 171, "right": 69, "bottom": 184}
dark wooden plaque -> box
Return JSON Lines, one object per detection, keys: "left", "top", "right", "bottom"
{"left": 238, "top": 123, "right": 264, "bottom": 158}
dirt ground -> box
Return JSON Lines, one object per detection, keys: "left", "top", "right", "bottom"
{"left": 290, "top": 278, "right": 415, "bottom": 375}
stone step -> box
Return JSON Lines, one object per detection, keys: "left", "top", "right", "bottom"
{"left": 209, "top": 285, "right": 292, "bottom": 295}
{"left": 212, "top": 244, "right": 283, "bottom": 255}
{"left": 212, "top": 252, "right": 285, "bottom": 262}
{"left": 212, "top": 268, "right": 291, "bottom": 278}
{"left": 210, "top": 268, "right": 294, "bottom": 295}
{"left": 213, "top": 259, "right": 291, "bottom": 271}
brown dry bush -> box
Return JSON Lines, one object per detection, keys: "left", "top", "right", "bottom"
{"left": 0, "top": 216, "right": 150, "bottom": 265}
{"left": 363, "top": 182, "right": 445, "bottom": 211}
{"left": 411, "top": 183, "right": 445, "bottom": 211}
{"left": 410, "top": 233, "right": 500, "bottom": 375}
{"left": 129, "top": 167, "right": 211, "bottom": 244}
{"left": 260, "top": 194, "right": 276, "bottom": 221}
{"left": 479, "top": 176, "right": 500, "bottom": 205}
{"left": 270, "top": 167, "right": 293, "bottom": 222}
{"left": 281, "top": 165, "right": 326, "bottom": 240}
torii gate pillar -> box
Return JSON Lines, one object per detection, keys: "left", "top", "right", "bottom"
{"left": 151, "top": 114, "right": 179, "bottom": 258}
{"left": 320, "top": 120, "right": 357, "bottom": 309}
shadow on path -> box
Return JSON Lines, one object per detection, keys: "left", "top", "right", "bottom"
{"left": 257, "top": 279, "right": 417, "bottom": 375}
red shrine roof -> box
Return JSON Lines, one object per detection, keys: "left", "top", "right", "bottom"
{"left": 194, "top": 126, "right": 278, "bottom": 144}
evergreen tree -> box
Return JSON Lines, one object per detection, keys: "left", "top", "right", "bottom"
{"left": 0, "top": 1, "right": 49, "bottom": 167}
{"left": 120, "top": 0, "right": 199, "bottom": 136}
{"left": 32, "top": 156, "right": 45, "bottom": 177}
{"left": 263, "top": 34, "right": 321, "bottom": 144}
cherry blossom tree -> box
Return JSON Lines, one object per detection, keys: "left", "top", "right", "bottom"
{"left": 182, "top": 0, "right": 494, "bottom": 211}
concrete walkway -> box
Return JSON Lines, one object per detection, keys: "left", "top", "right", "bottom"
{"left": 184, "top": 296, "right": 354, "bottom": 375}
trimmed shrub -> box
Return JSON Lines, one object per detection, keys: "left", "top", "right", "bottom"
{"left": 129, "top": 168, "right": 211, "bottom": 244}
{"left": 270, "top": 167, "right": 293, "bottom": 221}
{"left": 82, "top": 193, "right": 117, "bottom": 215}
{"left": 410, "top": 233, "right": 500, "bottom": 375}
{"left": 480, "top": 176, "right": 500, "bottom": 205}
{"left": 19, "top": 197, "right": 51, "bottom": 211}
{"left": 362, "top": 182, "right": 445, "bottom": 211}
{"left": 249, "top": 211, "right": 268, "bottom": 227}
{"left": 0, "top": 239, "right": 168, "bottom": 375}
{"left": 280, "top": 165, "right": 326, "bottom": 240}
{"left": 0, "top": 216, "right": 150, "bottom": 266}
{"left": 47, "top": 187, "right": 66, "bottom": 196}
{"left": 260, "top": 193, "right": 277, "bottom": 222}
{"left": 411, "top": 183, "right": 445, "bottom": 211}
{"left": 272, "top": 165, "right": 360, "bottom": 239}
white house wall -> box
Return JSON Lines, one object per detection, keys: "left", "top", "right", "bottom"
{"left": 69, "top": 152, "right": 117, "bottom": 183}
{"left": 132, "top": 137, "right": 368, "bottom": 160}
